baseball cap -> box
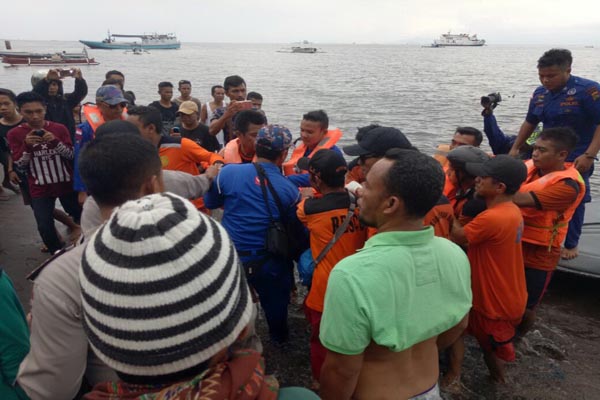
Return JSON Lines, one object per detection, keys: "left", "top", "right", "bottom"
{"left": 465, "top": 155, "right": 527, "bottom": 190}
{"left": 96, "top": 85, "right": 128, "bottom": 105}
{"left": 343, "top": 126, "right": 412, "bottom": 156}
{"left": 297, "top": 149, "right": 348, "bottom": 185}
{"left": 256, "top": 124, "right": 292, "bottom": 152}
{"left": 177, "top": 101, "right": 198, "bottom": 115}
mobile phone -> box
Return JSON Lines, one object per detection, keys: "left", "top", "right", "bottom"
{"left": 59, "top": 69, "right": 73, "bottom": 78}
{"left": 34, "top": 130, "right": 45, "bottom": 137}
{"left": 239, "top": 100, "right": 253, "bottom": 110}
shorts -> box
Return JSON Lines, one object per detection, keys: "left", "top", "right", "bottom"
{"left": 525, "top": 267, "right": 554, "bottom": 310}
{"left": 467, "top": 309, "right": 520, "bottom": 362}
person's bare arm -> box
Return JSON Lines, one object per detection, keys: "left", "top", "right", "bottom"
{"left": 208, "top": 101, "right": 243, "bottom": 135}
{"left": 573, "top": 125, "right": 600, "bottom": 173}
{"left": 512, "top": 191, "right": 537, "bottom": 208}
{"left": 320, "top": 350, "right": 364, "bottom": 400}
{"left": 450, "top": 219, "right": 468, "bottom": 246}
{"left": 200, "top": 103, "right": 208, "bottom": 124}
{"left": 508, "top": 121, "right": 536, "bottom": 157}
{"left": 437, "top": 313, "right": 468, "bottom": 350}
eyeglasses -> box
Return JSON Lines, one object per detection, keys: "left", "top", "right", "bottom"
{"left": 103, "top": 102, "right": 126, "bottom": 109}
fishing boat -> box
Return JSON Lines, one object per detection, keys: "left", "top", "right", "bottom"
{"left": 431, "top": 32, "right": 485, "bottom": 47}
{"left": 80, "top": 31, "right": 180, "bottom": 50}
{"left": 277, "top": 40, "right": 320, "bottom": 54}
{"left": 2, "top": 49, "right": 99, "bottom": 66}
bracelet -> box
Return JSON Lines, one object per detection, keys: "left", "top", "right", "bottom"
{"left": 584, "top": 152, "right": 599, "bottom": 161}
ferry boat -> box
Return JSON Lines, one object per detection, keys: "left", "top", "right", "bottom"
{"left": 432, "top": 32, "right": 485, "bottom": 47}
{"left": 80, "top": 31, "right": 180, "bottom": 50}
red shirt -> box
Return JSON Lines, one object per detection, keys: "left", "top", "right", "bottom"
{"left": 8, "top": 121, "right": 74, "bottom": 198}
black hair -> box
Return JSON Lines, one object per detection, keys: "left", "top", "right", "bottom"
{"left": 538, "top": 127, "right": 578, "bottom": 153}
{"left": 178, "top": 80, "right": 191, "bottom": 87}
{"left": 0, "top": 88, "right": 17, "bottom": 104}
{"left": 302, "top": 110, "right": 329, "bottom": 131}
{"left": 355, "top": 124, "right": 381, "bottom": 142}
{"left": 255, "top": 140, "right": 282, "bottom": 161}
{"left": 211, "top": 85, "right": 224, "bottom": 96}
{"left": 95, "top": 120, "right": 141, "bottom": 139}
{"left": 234, "top": 110, "right": 266, "bottom": 134}
{"left": 78, "top": 134, "right": 162, "bottom": 208}
{"left": 247, "top": 91, "right": 263, "bottom": 101}
{"left": 455, "top": 126, "right": 483, "bottom": 147}
{"left": 538, "top": 49, "right": 572, "bottom": 70}
{"left": 127, "top": 105, "right": 163, "bottom": 135}
{"left": 158, "top": 81, "right": 174, "bottom": 89}
{"left": 16, "top": 91, "right": 46, "bottom": 108}
{"left": 223, "top": 75, "right": 246, "bottom": 91}
{"left": 102, "top": 78, "right": 124, "bottom": 89}
{"left": 383, "top": 149, "right": 444, "bottom": 218}
{"left": 105, "top": 70, "right": 124, "bottom": 79}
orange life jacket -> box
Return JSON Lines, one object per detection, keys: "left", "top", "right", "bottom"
{"left": 220, "top": 138, "right": 256, "bottom": 164}
{"left": 82, "top": 104, "right": 128, "bottom": 133}
{"left": 282, "top": 128, "right": 343, "bottom": 176}
{"left": 433, "top": 143, "right": 450, "bottom": 166}
{"left": 519, "top": 160, "right": 585, "bottom": 250}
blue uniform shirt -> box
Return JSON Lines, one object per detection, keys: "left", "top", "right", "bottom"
{"left": 73, "top": 121, "right": 94, "bottom": 192}
{"left": 526, "top": 75, "right": 600, "bottom": 161}
{"left": 204, "top": 162, "right": 301, "bottom": 253}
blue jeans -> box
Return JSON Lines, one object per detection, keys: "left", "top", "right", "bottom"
{"left": 564, "top": 164, "right": 593, "bottom": 249}
{"left": 30, "top": 192, "right": 81, "bottom": 253}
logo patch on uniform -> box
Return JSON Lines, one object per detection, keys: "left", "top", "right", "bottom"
{"left": 587, "top": 87, "right": 600, "bottom": 101}
{"left": 160, "top": 155, "right": 169, "bottom": 167}
{"left": 567, "top": 88, "right": 577, "bottom": 95}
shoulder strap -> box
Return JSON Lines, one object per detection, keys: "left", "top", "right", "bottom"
{"left": 254, "top": 163, "right": 287, "bottom": 221}
{"left": 253, "top": 163, "right": 276, "bottom": 222}
{"left": 313, "top": 192, "right": 357, "bottom": 265}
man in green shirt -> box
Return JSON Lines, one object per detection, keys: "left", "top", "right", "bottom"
{"left": 319, "top": 149, "right": 472, "bottom": 400}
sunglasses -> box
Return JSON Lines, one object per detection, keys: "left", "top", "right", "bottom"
{"left": 103, "top": 102, "right": 127, "bottom": 109}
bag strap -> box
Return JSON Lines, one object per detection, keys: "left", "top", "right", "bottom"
{"left": 253, "top": 163, "right": 276, "bottom": 222}
{"left": 254, "top": 163, "right": 287, "bottom": 222}
{"left": 313, "top": 192, "right": 357, "bottom": 265}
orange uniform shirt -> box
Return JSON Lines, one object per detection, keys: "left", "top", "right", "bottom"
{"left": 464, "top": 201, "right": 527, "bottom": 320}
{"left": 297, "top": 192, "right": 368, "bottom": 312}
{"left": 159, "top": 137, "right": 224, "bottom": 210}
{"left": 423, "top": 198, "right": 454, "bottom": 239}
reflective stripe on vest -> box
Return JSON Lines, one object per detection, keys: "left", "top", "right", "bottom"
{"left": 282, "top": 128, "right": 343, "bottom": 176}
{"left": 519, "top": 160, "right": 585, "bottom": 250}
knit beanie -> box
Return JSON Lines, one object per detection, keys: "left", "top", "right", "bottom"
{"left": 80, "top": 192, "right": 253, "bottom": 377}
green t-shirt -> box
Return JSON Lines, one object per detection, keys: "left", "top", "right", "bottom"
{"left": 320, "top": 227, "right": 472, "bottom": 355}
{"left": 0, "top": 270, "right": 30, "bottom": 400}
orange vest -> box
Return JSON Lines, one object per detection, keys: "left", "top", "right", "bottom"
{"left": 82, "top": 104, "right": 128, "bottom": 132}
{"left": 220, "top": 138, "right": 256, "bottom": 164}
{"left": 519, "top": 160, "right": 585, "bottom": 250}
{"left": 433, "top": 143, "right": 450, "bottom": 166}
{"left": 282, "top": 128, "right": 343, "bottom": 176}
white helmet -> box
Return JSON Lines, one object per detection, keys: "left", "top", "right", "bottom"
{"left": 31, "top": 69, "right": 49, "bottom": 88}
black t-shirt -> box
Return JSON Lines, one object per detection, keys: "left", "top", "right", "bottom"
{"left": 148, "top": 101, "right": 179, "bottom": 136}
{"left": 178, "top": 123, "right": 220, "bottom": 153}
{"left": 0, "top": 118, "right": 23, "bottom": 152}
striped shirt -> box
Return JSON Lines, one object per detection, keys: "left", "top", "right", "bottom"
{"left": 7, "top": 121, "right": 74, "bottom": 198}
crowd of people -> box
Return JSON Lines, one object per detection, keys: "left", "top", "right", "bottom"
{"left": 0, "top": 47, "right": 599, "bottom": 400}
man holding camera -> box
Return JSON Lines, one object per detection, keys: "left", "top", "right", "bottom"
{"left": 7, "top": 92, "right": 80, "bottom": 254}
{"left": 32, "top": 68, "right": 87, "bottom": 144}
{"left": 509, "top": 48, "right": 600, "bottom": 260}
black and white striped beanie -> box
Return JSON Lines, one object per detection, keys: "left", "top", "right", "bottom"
{"left": 79, "top": 192, "right": 253, "bottom": 377}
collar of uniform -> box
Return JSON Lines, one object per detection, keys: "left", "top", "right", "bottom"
{"left": 158, "top": 135, "right": 180, "bottom": 147}
{"left": 258, "top": 161, "right": 282, "bottom": 173}
{"left": 359, "top": 226, "right": 434, "bottom": 251}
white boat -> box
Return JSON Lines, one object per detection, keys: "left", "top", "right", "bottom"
{"left": 432, "top": 32, "right": 485, "bottom": 47}
{"left": 277, "top": 40, "right": 320, "bottom": 54}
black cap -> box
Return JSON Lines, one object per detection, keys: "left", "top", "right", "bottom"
{"left": 297, "top": 149, "right": 347, "bottom": 186}
{"left": 343, "top": 126, "right": 412, "bottom": 156}
{"left": 465, "top": 155, "right": 527, "bottom": 190}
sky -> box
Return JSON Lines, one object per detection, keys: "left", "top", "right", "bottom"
{"left": 5, "top": 0, "right": 600, "bottom": 45}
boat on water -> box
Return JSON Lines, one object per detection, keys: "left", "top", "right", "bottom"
{"left": 2, "top": 49, "right": 99, "bottom": 67}
{"left": 558, "top": 201, "right": 600, "bottom": 278}
{"left": 277, "top": 41, "right": 320, "bottom": 54}
{"left": 80, "top": 31, "right": 180, "bottom": 50}
{"left": 431, "top": 32, "right": 485, "bottom": 47}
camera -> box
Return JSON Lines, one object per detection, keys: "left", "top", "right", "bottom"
{"left": 481, "top": 92, "right": 502, "bottom": 108}
{"left": 34, "top": 130, "right": 45, "bottom": 137}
